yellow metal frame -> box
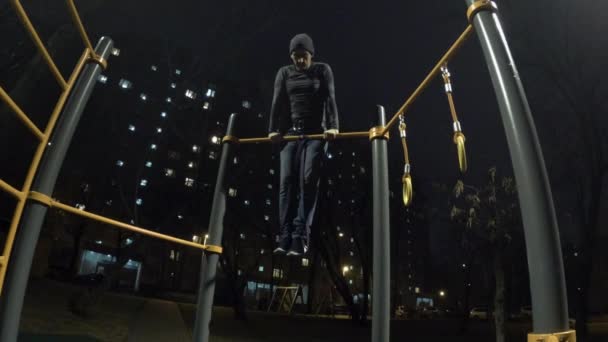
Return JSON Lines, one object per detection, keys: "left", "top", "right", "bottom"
{"left": 0, "top": 1, "right": 221, "bottom": 297}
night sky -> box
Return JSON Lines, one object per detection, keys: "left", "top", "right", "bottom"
{"left": 1, "top": 0, "right": 607, "bottom": 260}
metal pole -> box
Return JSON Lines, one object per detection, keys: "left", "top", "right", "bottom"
{"left": 371, "top": 105, "right": 390, "bottom": 342}
{"left": 193, "top": 113, "right": 238, "bottom": 342}
{"left": 465, "top": 1, "right": 569, "bottom": 333}
{"left": 0, "top": 36, "right": 113, "bottom": 342}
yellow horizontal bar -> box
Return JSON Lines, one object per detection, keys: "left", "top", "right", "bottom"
{"left": 382, "top": 24, "right": 474, "bottom": 135}
{"left": 238, "top": 131, "right": 369, "bottom": 144}
{"left": 0, "top": 179, "right": 25, "bottom": 200}
{"left": 0, "top": 86, "right": 45, "bottom": 140}
{"left": 49, "top": 198, "right": 218, "bottom": 252}
{"left": 11, "top": 0, "right": 67, "bottom": 89}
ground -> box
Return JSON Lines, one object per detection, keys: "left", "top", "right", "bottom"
{"left": 17, "top": 278, "right": 608, "bottom": 341}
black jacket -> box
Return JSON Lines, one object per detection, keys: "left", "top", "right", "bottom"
{"left": 268, "top": 62, "right": 339, "bottom": 134}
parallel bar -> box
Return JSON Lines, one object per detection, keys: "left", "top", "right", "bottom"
{"left": 0, "top": 87, "right": 45, "bottom": 140}
{"left": 371, "top": 105, "right": 391, "bottom": 342}
{"left": 66, "top": 0, "right": 94, "bottom": 53}
{"left": 464, "top": 0, "right": 569, "bottom": 334}
{"left": 194, "top": 113, "right": 237, "bottom": 342}
{"left": 0, "top": 48, "right": 89, "bottom": 295}
{"left": 10, "top": 0, "right": 67, "bottom": 89}
{"left": 238, "top": 131, "right": 369, "bottom": 144}
{"left": 0, "top": 179, "right": 24, "bottom": 200}
{"left": 51, "top": 200, "right": 211, "bottom": 251}
{"left": 381, "top": 25, "right": 474, "bottom": 135}
{"left": 0, "top": 38, "right": 113, "bottom": 342}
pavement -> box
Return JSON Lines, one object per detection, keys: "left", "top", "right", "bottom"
{"left": 128, "top": 298, "right": 191, "bottom": 342}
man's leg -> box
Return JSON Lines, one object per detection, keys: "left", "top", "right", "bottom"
{"left": 289, "top": 139, "right": 324, "bottom": 256}
{"left": 275, "top": 141, "right": 298, "bottom": 254}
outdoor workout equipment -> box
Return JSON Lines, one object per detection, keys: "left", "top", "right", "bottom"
{"left": 0, "top": 1, "right": 574, "bottom": 342}
{"left": 267, "top": 286, "right": 304, "bottom": 315}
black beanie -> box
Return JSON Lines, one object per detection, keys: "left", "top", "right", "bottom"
{"left": 289, "top": 33, "right": 314, "bottom": 56}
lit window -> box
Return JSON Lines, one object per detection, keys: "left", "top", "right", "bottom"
{"left": 177, "top": 214, "right": 183, "bottom": 220}
{"left": 257, "top": 113, "right": 263, "bottom": 119}
{"left": 125, "top": 238, "right": 133, "bottom": 245}
{"left": 188, "top": 161, "right": 196, "bottom": 168}
{"left": 98, "top": 74, "right": 108, "bottom": 84}
{"left": 265, "top": 199, "right": 271, "bottom": 206}
{"left": 161, "top": 111, "right": 167, "bottom": 118}
{"left": 350, "top": 237, "right": 354, "bottom": 243}
{"left": 327, "top": 153, "right": 333, "bottom": 159}
{"left": 150, "top": 144, "right": 157, "bottom": 150}
{"left": 349, "top": 251, "right": 354, "bottom": 256}
{"left": 205, "top": 88, "right": 216, "bottom": 98}
{"left": 240, "top": 233, "right": 246, "bottom": 240}
{"left": 116, "top": 160, "right": 124, "bottom": 167}
{"left": 118, "top": 78, "right": 132, "bottom": 89}
{"left": 170, "top": 83, "right": 176, "bottom": 89}
{"left": 156, "top": 127, "right": 162, "bottom": 134}
{"left": 185, "top": 89, "right": 196, "bottom": 99}
{"left": 242, "top": 100, "right": 251, "bottom": 109}
{"left": 203, "top": 102, "right": 210, "bottom": 110}
{"left": 165, "top": 168, "right": 175, "bottom": 177}
{"left": 95, "top": 240, "right": 103, "bottom": 245}
{"left": 145, "top": 161, "right": 152, "bottom": 168}
{"left": 237, "top": 269, "right": 242, "bottom": 276}
{"left": 140, "top": 179, "right": 148, "bottom": 187}
{"left": 192, "top": 235, "right": 201, "bottom": 243}
{"left": 415, "top": 287, "right": 420, "bottom": 294}
{"left": 136, "top": 198, "right": 143, "bottom": 206}
{"left": 185, "top": 177, "right": 195, "bottom": 187}
{"left": 151, "top": 65, "right": 157, "bottom": 71}
{"left": 166, "top": 97, "right": 172, "bottom": 103}
{"left": 192, "top": 145, "right": 200, "bottom": 153}
{"left": 105, "top": 200, "right": 112, "bottom": 206}
{"left": 111, "top": 48, "right": 120, "bottom": 56}
{"left": 337, "top": 226, "right": 341, "bottom": 231}
{"left": 75, "top": 203, "right": 86, "bottom": 210}
{"left": 264, "top": 215, "right": 270, "bottom": 221}
{"left": 228, "top": 188, "right": 237, "bottom": 197}
{"left": 302, "top": 258, "right": 309, "bottom": 267}
{"left": 349, "top": 279, "right": 353, "bottom": 285}
{"left": 273, "top": 268, "right": 283, "bottom": 279}
{"left": 352, "top": 152, "right": 356, "bottom": 156}
{"left": 233, "top": 156, "right": 238, "bottom": 164}
{"left": 175, "top": 69, "right": 181, "bottom": 75}
{"left": 339, "top": 232, "right": 344, "bottom": 237}
{"left": 208, "top": 151, "right": 217, "bottom": 160}
{"left": 128, "top": 124, "right": 136, "bottom": 132}
{"left": 259, "top": 266, "right": 264, "bottom": 272}
{"left": 267, "top": 184, "right": 273, "bottom": 190}
{"left": 260, "top": 249, "right": 265, "bottom": 255}
{"left": 170, "top": 250, "right": 175, "bottom": 260}
{"left": 140, "top": 93, "right": 147, "bottom": 101}
{"left": 244, "top": 200, "right": 250, "bottom": 206}
{"left": 269, "top": 169, "right": 275, "bottom": 175}
{"left": 210, "top": 136, "right": 220, "bottom": 145}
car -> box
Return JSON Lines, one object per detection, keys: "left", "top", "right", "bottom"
{"left": 470, "top": 307, "right": 489, "bottom": 319}
{"left": 420, "top": 306, "right": 442, "bottom": 319}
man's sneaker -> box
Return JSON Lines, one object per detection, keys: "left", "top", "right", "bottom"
{"left": 287, "top": 238, "right": 308, "bottom": 256}
{"left": 273, "top": 235, "right": 291, "bottom": 255}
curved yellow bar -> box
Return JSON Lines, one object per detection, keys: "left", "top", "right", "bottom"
{"left": 454, "top": 133, "right": 468, "bottom": 173}
{"left": 402, "top": 174, "right": 413, "bottom": 207}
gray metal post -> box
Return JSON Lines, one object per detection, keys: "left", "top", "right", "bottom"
{"left": 371, "top": 105, "right": 390, "bottom": 342}
{"left": 0, "top": 37, "right": 114, "bottom": 342}
{"left": 193, "top": 113, "right": 238, "bottom": 342}
{"left": 465, "top": 1, "right": 569, "bottom": 333}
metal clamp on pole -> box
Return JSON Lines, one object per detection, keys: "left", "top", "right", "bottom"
{"left": 222, "top": 135, "right": 240, "bottom": 144}
{"left": 467, "top": 0, "right": 498, "bottom": 23}
{"left": 398, "top": 115, "right": 413, "bottom": 206}
{"left": 202, "top": 244, "right": 223, "bottom": 254}
{"left": 369, "top": 126, "right": 390, "bottom": 141}
{"left": 87, "top": 53, "right": 108, "bottom": 70}
{"left": 441, "top": 63, "right": 468, "bottom": 173}
{"left": 27, "top": 191, "right": 54, "bottom": 207}
{"left": 527, "top": 330, "right": 576, "bottom": 342}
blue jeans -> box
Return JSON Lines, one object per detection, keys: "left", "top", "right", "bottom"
{"left": 278, "top": 130, "right": 325, "bottom": 243}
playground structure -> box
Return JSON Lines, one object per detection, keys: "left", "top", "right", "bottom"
{"left": 0, "top": 1, "right": 575, "bottom": 342}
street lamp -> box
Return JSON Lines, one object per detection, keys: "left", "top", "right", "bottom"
{"left": 439, "top": 290, "right": 446, "bottom": 297}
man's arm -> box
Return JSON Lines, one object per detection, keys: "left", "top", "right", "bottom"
{"left": 323, "top": 64, "right": 339, "bottom": 132}
{"left": 268, "top": 67, "right": 287, "bottom": 135}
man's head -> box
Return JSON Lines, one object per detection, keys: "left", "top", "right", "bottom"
{"left": 289, "top": 33, "right": 314, "bottom": 71}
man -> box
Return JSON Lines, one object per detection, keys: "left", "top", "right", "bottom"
{"left": 268, "top": 33, "right": 339, "bottom": 256}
